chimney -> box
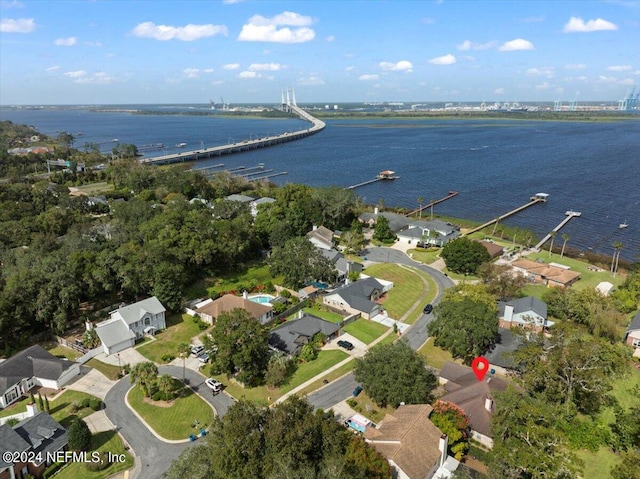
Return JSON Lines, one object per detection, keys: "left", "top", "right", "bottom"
{"left": 485, "top": 396, "right": 493, "bottom": 412}
{"left": 504, "top": 304, "right": 514, "bottom": 323}
{"left": 85, "top": 320, "right": 93, "bottom": 331}
{"left": 374, "top": 206, "right": 379, "bottom": 215}
{"left": 312, "top": 225, "right": 318, "bottom": 231}
{"left": 26, "top": 402, "right": 39, "bottom": 417}
{"left": 438, "top": 434, "right": 448, "bottom": 467}
{"left": 242, "top": 290, "right": 248, "bottom": 300}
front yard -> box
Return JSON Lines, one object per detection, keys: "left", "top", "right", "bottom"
{"left": 343, "top": 319, "right": 389, "bottom": 344}
{"left": 136, "top": 313, "right": 204, "bottom": 363}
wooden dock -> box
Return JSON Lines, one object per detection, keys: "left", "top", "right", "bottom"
{"left": 534, "top": 211, "right": 582, "bottom": 250}
{"left": 405, "top": 191, "right": 459, "bottom": 217}
{"left": 463, "top": 194, "right": 549, "bottom": 236}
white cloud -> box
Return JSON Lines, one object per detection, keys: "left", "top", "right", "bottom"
{"left": 74, "top": 71, "right": 117, "bottom": 84}
{"left": 1, "top": 1, "right": 25, "bottom": 8}
{"left": 456, "top": 40, "right": 497, "bottom": 51}
{"left": 598, "top": 75, "right": 618, "bottom": 83}
{"left": 45, "top": 65, "right": 60, "bottom": 71}
{"left": 297, "top": 76, "right": 325, "bottom": 86}
{"left": 577, "top": 76, "right": 588, "bottom": 81}
{"left": 526, "top": 66, "right": 555, "bottom": 78}
{"left": 223, "top": 63, "right": 240, "bottom": 70}
{"left": 55, "top": 37, "right": 76, "bottom": 46}
{"left": 203, "top": 68, "right": 214, "bottom": 73}
{"left": 344, "top": 66, "right": 354, "bottom": 72}
{"left": 429, "top": 54, "right": 456, "bottom": 65}
{"left": 211, "top": 80, "right": 224, "bottom": 85}
{"left": 248, "top": 63, "right": 282, "bottom": 71}
{"left": 64, "top": 70, "right": 87, "bottom": 78}
{"left": 565, "top": 63, "right": 586, "bottom": 70}
{"left": 223, "top": 0, "right": 243, "bottom": 3}
{"left": 499, "top": 38, "right": 534, "bottom": 51}
{"left": 379, "top": 60, "right": 413, "bottom": 72}
{"left": 563, "top": 17, "right": 618, "bottom": 33}
{"left": 0, "top": 17, "right": 35, "bottom": 32}
{"left": 494, "top": 88, "right": 505, "bottom": 94}
{"left": 238, "top": 71, "right": 259, "bottom": 78}
{"left": 535, "top": 81, "right": 551, "bottom": 90}
{"left": 607, "top": 65, "right": 632, "bottom": 72}
{"left": 326, "top": 35, "right": 335, "bottom": 42}
{"left": 359, "top": 74, "right": 379, "bottom": 81}
{"left": 132, "top": 21, "right": 228, "bottom": 41}
{"left": 238, "top": 11, "right": 315, "bottom": 43}
{"left": 183, "top": 68, "right": 200, "bottom": 78}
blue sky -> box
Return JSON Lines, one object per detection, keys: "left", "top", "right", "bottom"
{"left": 1, "top": 0, "right": 639, "bottom": 105}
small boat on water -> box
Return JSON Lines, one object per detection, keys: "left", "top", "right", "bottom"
{"left": 376, "top": 170, "right": 400, "bottom": 180}
{"left": 176, "top": 142, "right": 187, "bottom": 148}
{"left": 619, "top": 221, "right": 628, "bottom": 229}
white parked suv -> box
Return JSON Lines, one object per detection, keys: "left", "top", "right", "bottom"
{"left": 205, "top": 378, "right": 222, "bottom": 393}
{"left": 191, "top": 345, "right": 204, "bottom": 356}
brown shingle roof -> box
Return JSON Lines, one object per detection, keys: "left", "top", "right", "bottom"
{"left": 511, "top": 258, "right": 580, "bottom": 285}
{"left": 364, "top": 404, "right": 443, "bottom": 479}
{"left": 195, "top": 294, "right": 271, "bottom": 321}
{"left": 478, "top": 241, "right": 504, "bottom": 258}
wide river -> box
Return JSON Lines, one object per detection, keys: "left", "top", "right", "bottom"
{"left": 1, "top": 106, "right": 638, "bottom": 261}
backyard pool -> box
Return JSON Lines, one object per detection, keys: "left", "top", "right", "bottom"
{"left": 248, "top": 294, "right": 276, "bottom": 306}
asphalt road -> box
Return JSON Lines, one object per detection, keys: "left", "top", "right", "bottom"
{"left": 307, "top": 246, "right": 455, "bottom": 411}
{"left": 103, "top": 365, "right": 235, "bottom": 478}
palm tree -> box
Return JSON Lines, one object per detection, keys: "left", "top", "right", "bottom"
{"left": 560, "top": 233, "right": 570, "bottom": 258}
{"left": 429, "top": 229, "right": 441, "bottom": 247}
{"left": 430, "top": 199, "right": 435, "bottom": 220}
{"left": 157, "top": 374, "right": 173, "bottom": 402}
{"left": 492, "top": 220, "right": 500, "bottom": 236}
{"left": 130, "top": 362, "right": 158, "bottom": 398}
{"left": 178, "top": 343, "right": 191, "bottom": 383}
{"left": 612, "top": 242, "right": 624, "bottom": 277}
{"left": 548, "top": 231, "right": 557, "bottom": 256}
{"left": 417, "top": 197, "right": 423, "bottom": 218}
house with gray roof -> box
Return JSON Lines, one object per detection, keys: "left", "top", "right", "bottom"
{"left": 94, "top": 296, "right": 166, "bottom": 355}
{"left": 323, "top": 277, "right": 385, "bottom": 319}
{"left": 268, "top": 313, "right": 340, "bottom": 356}
{"left": 1, "top": 412, "right": 68, "bottom": 478}
{"left": 484, "top": 328, "right": 524, "bottom": 375}
{"left": 358, "top": 210, "right": 412, "bottom": 233}
{"left": 396, "top": 219, "right": 460, "bottom": 247}
{"left": 225, "top": 194, "right": 255, "bottom": 203}
{"left": 250, "top": 197, "right": 276, "bottom": 217}
{"left": 318, "top": 248, "right": 363, "bottom": 284}
{"left": 307, "top": 225, "right": 335, "bottom": 250}
{"left": 0, "top": 345, "right": 80, "bottom": 409}
{"left": 497, "top": 296, "right": 552, "bottom": 332}
{"left": 625, "top": 310, "right": 640, "bottom": 359}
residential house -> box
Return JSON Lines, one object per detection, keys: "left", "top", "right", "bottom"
{"left": 94, "top": 296, "right": 166, "bottom": 356}
{"left": 0, "top": 346, "right": 80, "bottom": 409}
{"left": 195, "top": 293, "right": 273, "bottom": 326}
{"left": 497, "top": 296, "right": 553, "bottom": 333}
{"left": 323, "top": 277, "right": 385, "bottom": 319}
{"left": 0, "top": 412, "right": 68, "bottom": 479}
{"left": 484, "top": 328, "right": 525, "bottom": 376}
{"left": 268, "top": 313, "right": 340, "bottom": 356}
{"left": 318, "top": 248, "right": 363, "bottom": 283}
{"left": 224, "top": 194, "right": 255, "bottom": 203}
{"left": 364, "top": 404, "right": 458, "bottom": 479}
{"left": 307, "top": 225, "right": 335, "bottom": 251}
{"left": 478, "top": 240, "right": 504, "bottom": 259}
{"left": 396, "top": 219, "right": 461, "bottom": 247}
{"left": 511, "top": 258, "right": 580, "bottom": 288}
{"left": 438, "top": 362, "right": 508, "bottom": 448}
{"left": 359, "top": 209, "right": 412, "bottom": 233}
{"left": 624, "top": 310, "right": 640, "bottom": 359}
{"left": 250, "top": 197, "right": 275, "bottom": 217}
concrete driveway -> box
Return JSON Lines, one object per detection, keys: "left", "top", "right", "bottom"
{"left": 83, "top": 410, "right": 116, "bottom": 433}
{"left": 325, "top": 334, "right": 367, "bottom": 358}
{"left": 66, "top": 367, "right": 116, "bottom": 400}
{"left": 94, "top": 348, "right": 148, "bottom": 367}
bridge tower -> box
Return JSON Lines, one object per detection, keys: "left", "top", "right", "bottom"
{"left": 553, "top": 100, "right": 562, "bottom": 112}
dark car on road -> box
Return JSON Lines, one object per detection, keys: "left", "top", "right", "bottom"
{"left": 352, "top": 385, "right": 363, "bottom": 397}
{"left": 423, "top": 304, "right": 433, "bottom": 314}
{"left": 337, "top": 340, "right": 354, "bottom": 351}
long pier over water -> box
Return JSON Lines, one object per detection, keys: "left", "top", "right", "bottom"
{"left": 139, "top": 104, "right": 325, "bottom": 166}
{"left": 463, "top": 193, "right": 549, "bottom": 236}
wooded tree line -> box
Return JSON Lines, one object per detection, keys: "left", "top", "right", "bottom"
{"left": 0, "top": 124, "right": 361, "bottom": 354}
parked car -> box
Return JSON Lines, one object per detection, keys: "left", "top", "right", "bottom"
{"left": 353, "top": 385, "right": 363, "bottom": 397}
{"left": 197, "top": 352, "right": 209, "bottom": 363}
{"left": 337, "top": 340, "right": 354, "bottom": 351}
{"left": 191, "top": 345, "right": 204, "bottom": 356}
{"left": 205, "top": 378, "right": 222, "bottom": 393}
{"left": 423, "top": 304, "right": 433, "bottom": 314}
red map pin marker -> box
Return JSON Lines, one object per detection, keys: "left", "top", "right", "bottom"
{"left": 471, "top": 357, "right": 489, "bottom": 382}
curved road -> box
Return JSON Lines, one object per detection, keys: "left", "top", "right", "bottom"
{"left": 104, "top": 365, "right": 234, "bottom": 479}
{"left": 307, "top": 247, "right": 454, "bottom": 410}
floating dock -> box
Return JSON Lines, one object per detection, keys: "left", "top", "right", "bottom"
{"left": 463, "top": 193, "right": 549, "bottom": 236}
{"left": 345, "top": 170, "right": 399, "bottom": 190}
{"left": 534, "top": 211, "right": 582, "bottom": 250}
{"left": 405, "top": 191, "right": 459, "bottom": 217}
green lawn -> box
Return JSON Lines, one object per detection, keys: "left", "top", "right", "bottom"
{"left": 52, "top": 430, "right": 133, "bottom": 479}
{"left": 525, "top": 251, "right": 625, "bottom": 291}
{"left": 343, "top": 319, "right": 389, "bottom": 344}
{"left": 520, "top": 284, "right": 549, "bottom": 301}
{"left": 418, "top": 338, "right": 463, "bottom": 369}
{"left": 86, "top": 358, "right": 123, "bottom": 381}
{"left": 73, "top": 182, "right": 114, "bottom": 195}
{"left": 49, "top": 390, "right": 102, "bottom": 428}
{"left": 137, "top": 313, "right": 203, "bottom": 363}
{"left": 290, "top": 307, "right": 344, "bottom": 323}
{"left": 207, "top": 263, "right": 284, "bottom": 296}
{"left": 41, "top": 342, "right": 82, "bottom": 361}
{"left": 575, "top": 446, "right": 622, "bottom": 479}
{"left": 364, "top": 263, "right": 428, "bottom": 320}
{"left": 127, "top": 382, "right": 214, "bottom": 440}
{"left": 408, "top": 248, "right": 441, "bottom": 265}
{"left": 0, "top": 396, "right": 30, "bottom": 418}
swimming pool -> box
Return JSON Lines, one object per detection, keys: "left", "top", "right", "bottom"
{"left": 248, "top": 294, "right": 276, "bottom": 306}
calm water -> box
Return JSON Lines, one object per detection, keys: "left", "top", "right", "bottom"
{"left": 2, "top": 107, "right": 638, "bottom": 261}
